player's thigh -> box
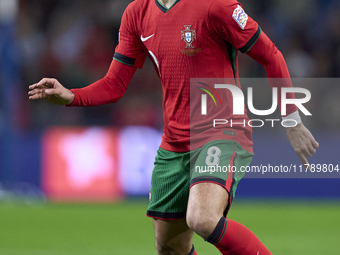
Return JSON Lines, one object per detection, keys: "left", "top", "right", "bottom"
{"left": 187, "top": 182, "right": 229, "bottom": 237}
{"left": 187, "top": 140, "right": 253, "bottom": 237}
{"left": 190, "top": 140, "right": 253, "bottom": 215}
{"left": 153, "top": 218, "right": 194, "bottom": 254}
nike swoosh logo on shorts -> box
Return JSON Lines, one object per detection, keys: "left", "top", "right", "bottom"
{"left": 141, "top": 34, "right": 154, "bottom": 42}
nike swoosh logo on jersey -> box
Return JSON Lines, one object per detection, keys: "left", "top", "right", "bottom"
{"left": 141, "top": 34, "right": 154, "bottom": 42}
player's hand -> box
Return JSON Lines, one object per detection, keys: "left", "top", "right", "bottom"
{"left": 285, "top": 123, "right": 319, "bottom": 169}
{"left": 28, "top": 78, "right": 75, "bottom": 105}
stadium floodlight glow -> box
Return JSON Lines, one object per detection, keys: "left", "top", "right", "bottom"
{"left": 201, "top": 84, "right": 312, "bottom": 116}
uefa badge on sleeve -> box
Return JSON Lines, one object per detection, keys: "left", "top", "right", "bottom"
{"left": 232, "top": 5, "right": 248, "bottom": 30}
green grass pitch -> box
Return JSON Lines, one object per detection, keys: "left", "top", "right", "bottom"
{"left": 0, "top": 199, "right": 339, "bottom": 255}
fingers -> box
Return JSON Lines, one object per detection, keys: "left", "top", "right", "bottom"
{"left": 28, "top": 92, "right": 47, "bottom": 100}
{"left": 307, "top": 145, "right": 316, "bottom": 156}
{"left": 312, "top": 139, "right": 319, "bottom": 149}
{"left": 307, "top": 136, "right": 319, "bottom": 156}
{"left": 297, "top": 139, "right": 319, "bottom": 170}
{"left": 45, "top": 89, "right": 57, "bottom": 95}
{"left": 299, "top": 142, "right": 316, "bottom": 158}
{"left": 28, "top": 78, "right": 59, "bottom": 100}
{"left": 28, "top": 78, "right": 56, "bottom": 91}
{"left": 37, "top": 78, "right": 56, "bottom": 88}
{"left": 287, "top": 124, "right": 319, "bottom": 170}
{"left": 28, "top": 88, "right": 48, "bottom": 100}
{"left": 28, "top": 87, "right": 58, "bottom": 100}
{"left": 297, "top": 152, "right": 310, "bottom": 170}
{"left": 28, "top": 83, "right": 38, "bottom": 90}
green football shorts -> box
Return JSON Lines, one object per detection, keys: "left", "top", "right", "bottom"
{"left": 146, "top": 140, "right": 253, "bottom": 220}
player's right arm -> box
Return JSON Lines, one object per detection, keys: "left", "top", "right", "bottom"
{"left": 28, "top": 60, "right": 136, "bottom": 106}
{"left": 28, "top": 3, "right": 145, "bottom": 106}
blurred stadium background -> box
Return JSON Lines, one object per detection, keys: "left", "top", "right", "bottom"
{"left": 0, "top": 0, "right": 339, "bottom": 254}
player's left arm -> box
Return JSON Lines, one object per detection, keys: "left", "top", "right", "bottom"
{"left": 246, "top": 32, "right": 319, "bottom": 167}
{"left": 208, "top": 0, "right": 318, "bottom": 166}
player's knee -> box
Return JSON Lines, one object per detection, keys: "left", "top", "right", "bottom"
{"left": 155, "top": 239, "right": 175, "bottom": 255}
{"left": 154, "top": 237, "right": 188, "bottom": 255}
{"left": 186, "top": 211, "right": 219, "bottom": 238}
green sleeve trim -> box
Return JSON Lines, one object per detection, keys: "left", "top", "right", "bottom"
{"left": 113, "top": 57, "right": 134, "bottom": 67}
{"left": 239, "top": 27, "right": 262, "bottom": 54}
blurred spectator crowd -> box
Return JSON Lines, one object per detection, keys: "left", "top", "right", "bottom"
{"left": 1, "top": 0, "right": 340, "bottom": 132}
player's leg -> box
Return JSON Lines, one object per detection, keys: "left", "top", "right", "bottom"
{"left": 147, "top": 147, "right": 198, "bottom": 255}
{"left": 187, "top": 140, "right": 272, "bottom": 255}
{"left": 187, "top": 182, "right": 271, "bottom": 255}
{"left": 186, "top": 182, "right": 227, "bottom": 238}
{"left": 153, "top": 218, "right": 196, "bottom": 255}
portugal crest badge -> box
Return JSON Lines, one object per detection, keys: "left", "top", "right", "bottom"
{"left": 181, "top": 25, "right": 196, "bottom": 49}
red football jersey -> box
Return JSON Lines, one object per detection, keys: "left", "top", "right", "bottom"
{"left": 114, "top": 0, "right": 260, "bottom": 153}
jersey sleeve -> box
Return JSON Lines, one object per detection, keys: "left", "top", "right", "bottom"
{"left": 247, "top": 32, "right": 299, "bottom": 116}
{"left": 69, "top": 59, "right": 137, "bottom": 107}
{"left": 113, "top": 4, "right": 147, "bottom": 69}
{"left": 209, "top": 0, "right": 261, "bottom": 53}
